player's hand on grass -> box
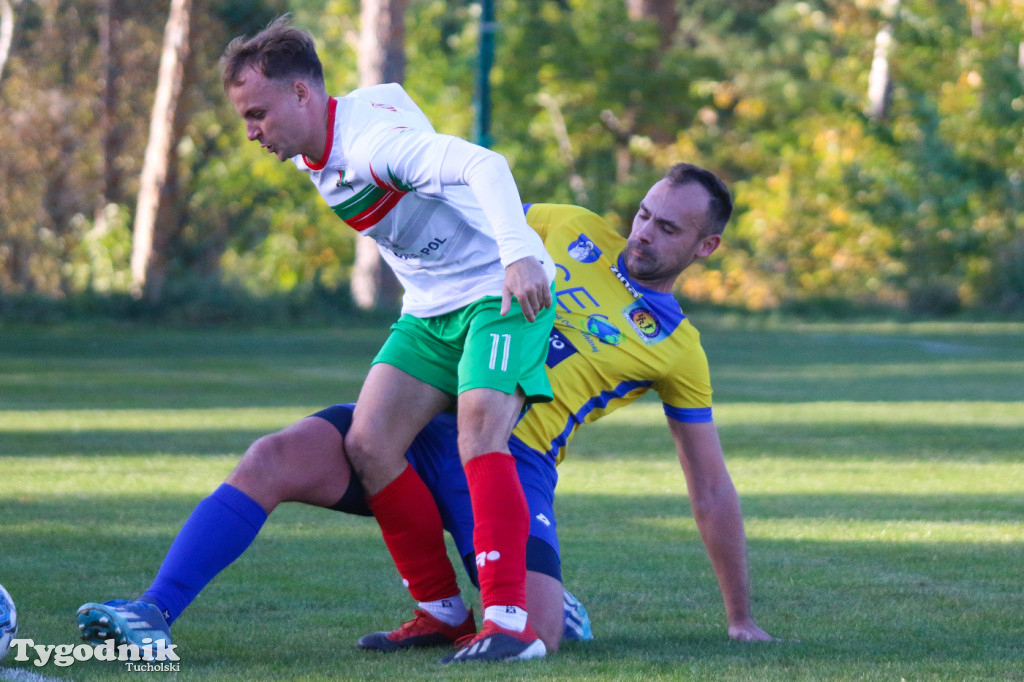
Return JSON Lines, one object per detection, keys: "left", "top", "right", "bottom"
{"left": 501, "top": 256, "right": 552, "bottom": 322}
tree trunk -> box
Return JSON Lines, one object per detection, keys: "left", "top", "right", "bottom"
{"left": 350, "top": 0, "right": 407, "bottom": 311}
{"left": 93, "top": 0, "right": 126, "bottom": 244}
{"left": 626, "top": 0, "right": 678, "bottom": 48}
{"left": 358, "top": 0, "right": 408, "bottom": 86}
{"left": 97, "top": 0, "right": 125, "bottom": 209}
{"left": 130, "top": 0, "right": 192, "bottom": 303}
{"left": 866, "top": 0, "right": 899, "bottom": 121}
{"left": 0, "top": 0, "right": 16, "bottom": 80}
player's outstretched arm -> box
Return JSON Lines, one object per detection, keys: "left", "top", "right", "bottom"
{"left": 668, "top": 419, "right": 777, "bottom": 642}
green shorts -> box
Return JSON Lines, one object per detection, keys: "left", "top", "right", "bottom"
{"left": 373, "top": 292, "right": 556, "bottom": 404}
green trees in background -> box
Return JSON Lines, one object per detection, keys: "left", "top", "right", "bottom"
{"left": 1, "top": 0, "right": 1022, "bottom": 316}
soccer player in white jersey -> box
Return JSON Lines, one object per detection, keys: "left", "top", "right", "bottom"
{"left": 222, "top": 16, "right": 553, "bottom": 663}
{"left": 77, "top": 164, "right": 775, "bottom": 658}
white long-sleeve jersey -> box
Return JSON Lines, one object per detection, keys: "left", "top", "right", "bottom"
{"left": 293, "top": 83, "right": 554, "bottom": 317}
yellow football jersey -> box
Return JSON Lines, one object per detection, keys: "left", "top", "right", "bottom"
{"left": 513, "top": 203, "right": 714, "bottom": 464}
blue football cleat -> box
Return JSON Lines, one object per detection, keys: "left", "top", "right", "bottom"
{"left": 562, "top": 588, "right": 593, "bottom": 641}
{"left": 77, "top": 599, "right": 171, "bottom": 654}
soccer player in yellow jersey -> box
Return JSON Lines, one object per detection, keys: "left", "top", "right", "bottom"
{"left": 77, "top": 164, "right": 774, "bottom": 659}
{"left": 499, "top": 163, "right": 774, "bottom": 648}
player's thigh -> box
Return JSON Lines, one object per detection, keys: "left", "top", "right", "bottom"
{"left": 226, "top": 415, "right": 351, "bottom": 510}
{"left": 347, "top": 363, "right": 451, "bottom": 492}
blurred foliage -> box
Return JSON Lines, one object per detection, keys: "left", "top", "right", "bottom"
{"left": 1, "top": 0, "right": 1022, "bottom": 318}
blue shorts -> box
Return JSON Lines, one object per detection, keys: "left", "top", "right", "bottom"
{"left": 312, "top": 404, "right": 561, "bottom": 585}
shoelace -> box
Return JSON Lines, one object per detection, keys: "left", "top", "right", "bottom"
{"left": 450, "top": 632, "right": 478, "bottom": 650}
{"left": 392, "top": 610, "right": 435, "bottom": 636}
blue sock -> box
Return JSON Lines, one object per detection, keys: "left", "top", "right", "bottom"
{"left": 141, "top": 484, "right": 267, "bottom": 625}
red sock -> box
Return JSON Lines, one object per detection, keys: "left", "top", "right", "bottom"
{"left": 464, "top": 452, "right": 529, "bottom": 610}
{"left": 367, "top": 464, "right": 458, "bottom": 602}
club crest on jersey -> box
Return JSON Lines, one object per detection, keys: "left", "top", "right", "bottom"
{"left": 585, "top": 314, "right": 621, "bottom": 345}
{"left": 567, "top": 234, "right": 602, "bottom": 263}
{"left": 623, "top": 300, "right": 668, "bottom": 344}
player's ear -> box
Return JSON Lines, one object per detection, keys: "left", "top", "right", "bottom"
{"left": 696, "top": 234, "right": 721, "bottom": 259}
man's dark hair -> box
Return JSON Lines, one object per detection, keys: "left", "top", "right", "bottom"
{"left": 220, "top": 15, "right": 325, "bottom": 91}
{"left": 663, "top": 163, "right": 733, "bottom": 236}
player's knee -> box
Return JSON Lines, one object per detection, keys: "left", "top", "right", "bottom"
{"left": 456, "top": 426, "right": 512, "bottom": 460}
{"left": 456, "top": 390, "right": 521, "bottom": 456}
{"left": 341, "top": 427, "right": 369, "bottom": 463}
{"left": 223, "top": 432, "right": 295, "bottom": 509}
{"left": 341, "top": 428, "right": 392, "bottom": 491}
{"left": 342, "top": 428, "right": 382, "bottom": 482}
{"left": 234, "top": 429, "right": 315, "bottom": 494}
{"left": 244, "top": 431, "right": 292, "bottom": 474}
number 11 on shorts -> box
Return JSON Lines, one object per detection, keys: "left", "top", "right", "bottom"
{"left": 489, "top": 333, "right": 511, "bottom": 372}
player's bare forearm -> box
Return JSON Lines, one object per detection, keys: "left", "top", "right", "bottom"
{"left": 501, "top": 256, "right": 552, "bottom": 321}
{"left": 691, "top": 486, "right": 775, "bottom": 640}
{"left": 670, "top": 418, "right": 776, "bottom": 640}
{"left": 692, "top": 485, "right": 751, "bottom": 618}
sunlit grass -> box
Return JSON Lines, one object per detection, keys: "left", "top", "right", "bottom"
{"left": 740, "top": 518, "right": 1021, "bottom": 543}
{"left": 1, "top": 320, "right": 1022, "bottom": 681}
{"left": 0, "top": 408, "right": 318, "bottom": 432}
{"left": 3, "top": 456, "right": 238, "bottom": 495}
{"left": 587, "top": 399, "right": 1024, "bottom": 427}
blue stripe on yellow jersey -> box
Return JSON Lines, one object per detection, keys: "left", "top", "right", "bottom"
{"left": 513, "top": 203, "right": 714, "bottom": 464}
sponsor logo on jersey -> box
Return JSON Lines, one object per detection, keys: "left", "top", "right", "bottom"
{"left": 546, "top": 327, "right": 579, "bottom": 367}
{"left": 419, "top": 236, "right": 448, "bottom": 256}
{"left": 585, "top": 314, "right": 621, "bottom": 346}
{"left": 609, "top": 264, "right": 641, "bottom": 299}
{"left": 567, "top": 234, "right": 602, "bottom": 263}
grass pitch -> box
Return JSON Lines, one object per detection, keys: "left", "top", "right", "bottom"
{"left": 1, "top": 319, "right": 1022, "bottom": 680}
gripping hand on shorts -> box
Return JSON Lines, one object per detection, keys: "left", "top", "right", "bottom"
{"left": 501, "top": 256, "right": 553, "bottom": 322}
